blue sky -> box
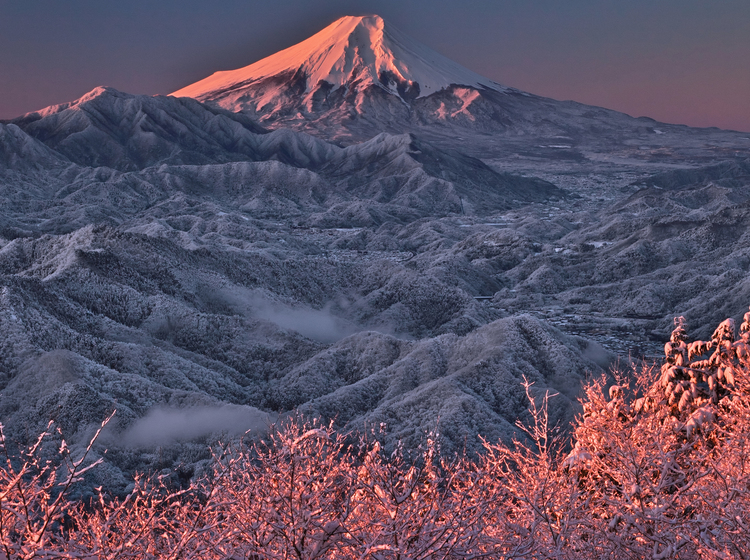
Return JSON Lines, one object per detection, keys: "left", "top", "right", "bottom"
{"left": 2, "top": 0, "right": 749, "bottom": 131}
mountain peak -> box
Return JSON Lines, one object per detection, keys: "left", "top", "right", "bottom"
{"left": 171, "top": 15, "right": 503, "bottom": 103}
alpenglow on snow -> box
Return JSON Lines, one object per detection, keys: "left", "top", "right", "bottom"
{"left": 171, "top": 15, "right": 506, "bottom": 107}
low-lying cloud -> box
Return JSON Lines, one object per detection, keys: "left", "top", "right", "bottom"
{"left": 122, "top": 404, "right": 274, "bottom": 448}
{"left": 250, "top": 295, "right": 360, "bottom": 343}
{"left": 201, "top": 285, "right": 362, "bottom": 343}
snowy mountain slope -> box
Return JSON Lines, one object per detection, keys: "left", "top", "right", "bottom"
{"left": 0, "top": 218, "right": 607, "bottom": 488}
{"left": 0, "top": 123, "right": 69, "bottom": 170}
{"left": 172, "top": 15, "right": 504, "bottom": 105}
{"left": 3, "top": 105, "right": 750, "bottom": 490}
{"left": 322, "top": 133, "right": 562, "bottom": 205}
{"left": 3, "top": 14, "right": 750, "bottom": 495}
{"left": 13, "top": 87, "right": 269, "bottom": 171}
{"left": 4, "top": 89, "right": 563, "bottom": 233}
{"left": 633, "top": 158, "right": 750, "bottom": 191}
{"left": 0, "top": 148, "right": 558, "bottom": 235}
{"left": 12, "top": 87, "right": 343, "bottom": 172}
{"left": 289, "top": 315, "right": 598, "bottom": 452}
{"left": 171, "top": 15, "right": 749, "bottom": 162}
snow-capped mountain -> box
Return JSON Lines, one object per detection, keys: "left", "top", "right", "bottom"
{"left": 170, "top": 14, "right": 746, "bottom": 158}
{"left": 172, "top": 15, "right": 504, "bottom": 108}
{"left": 170, "top": 15, "right": 541, "bottom": 144}
{"left": 3, "top": 14, "right": 750, "bottom": 494}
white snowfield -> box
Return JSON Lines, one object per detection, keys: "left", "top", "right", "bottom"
{"left": 171, "top": 15, "right": 504, "bottom": 101}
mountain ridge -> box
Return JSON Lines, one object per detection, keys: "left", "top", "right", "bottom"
{"left": 3, "top": 14, "right": 750, "bottom": 494}
{"left": 169, "top": 14, "right": 748, "bottom": 160}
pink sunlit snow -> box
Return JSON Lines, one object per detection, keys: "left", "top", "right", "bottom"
{"left": 171, "top": 15, "right": 504, "bottom": 104}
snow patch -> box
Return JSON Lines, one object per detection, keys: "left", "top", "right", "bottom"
{"left": 450, "top": 88, "right": 481, "bottom": 120}
{"left": 435, "top": 102, "right": 448, "bottom": 119}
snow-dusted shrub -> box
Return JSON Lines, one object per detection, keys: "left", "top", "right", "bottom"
{"left": 477, "top": 381, "right": 586, "bottom": 559}
{"left": 209, "top": 418, "right": 357, "bottom": 560}
{"left": 469, "top": 311, "right": 750, "bottom": 559}
{"left": 203, "top": 417, "right": 485, "bottom": 560}
{"left": 655, "top": 313, "right": 745, "bottom": 419}
{"left": 0, "top": 415, "right": 110, "bottom": 559}
{"left": 349, "top": 432, "right": 485, "bottom": 560}
{"left": 559, "top": 311, "right": 750, "bottom": 559}
{"left": 67, "top": 471, "right": 224, "bottom": 560}
{"left": 2, "top": 311, "right": 749, "bottom": 559}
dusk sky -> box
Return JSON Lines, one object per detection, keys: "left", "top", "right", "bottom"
{"left": 2, "top": 0, "right": 749, "bottom": 132}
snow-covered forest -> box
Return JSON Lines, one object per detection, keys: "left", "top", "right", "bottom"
{"left": 3, "top": 14, "right": 750, "bottom": 559}
{"left": 2, "top": 310, "right": 749, "bottom": 559}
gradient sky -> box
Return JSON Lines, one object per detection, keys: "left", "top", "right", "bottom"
{"left": 2, "top": 0, "right": 749, "bottom": 132}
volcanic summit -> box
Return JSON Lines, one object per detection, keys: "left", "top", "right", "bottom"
{"left": 171, "top": 14, "right": 726, "bottom": 153}
{"left": 172, "top": 15, "right": 504, "bottom": 108}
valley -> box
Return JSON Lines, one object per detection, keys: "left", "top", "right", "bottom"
{"left": 0, "top": 15, "right": 748, "bottom": 491}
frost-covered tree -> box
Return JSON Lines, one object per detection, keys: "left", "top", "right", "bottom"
{"left": 2, "top": 311, "right": 750, "bottom": 559}
{"left": 0, "top": 415, "right": 110, "bottom": 559}
{"left": 558, "top": 310, "right": 750, "bottom": 559}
